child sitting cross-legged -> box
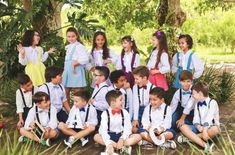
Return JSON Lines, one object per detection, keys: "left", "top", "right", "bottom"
{"left": 139, "top": 87, "right": 176, "bottom": 149}
{"left": 58, "top": 90, "right": 97, "bottom": 148}
{"left": 94, "top": 90, "right": 142, "bottom": 155}
{"left": 19, "top": 91, "right": 58, "bottom": 146}
{"left": 178, "top": 82, "right": 220, "bottom": 153}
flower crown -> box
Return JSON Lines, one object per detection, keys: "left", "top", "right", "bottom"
{"left": 155, "top": 30, "right": 161, "bottom": 37}
{"left": 95, "top": 29, "right": 105, "bottom": 33}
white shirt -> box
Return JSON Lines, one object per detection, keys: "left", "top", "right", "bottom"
{"left": 116, "top": 51, "right": 140, "bottom": 72}
{"left": 147, "top": 49, "right": 170, "bottom": 74}
{"left": 92, "top": 82, "right": 109, "bottom": 111}
{"left": 88, "top": 48, "right": 117, "bottom": 67}
{"left": 66, "top": 104, "right": 98, "bottom": 128}
{"left": 24, "top": 105, "right": 57, "bottom": 129}
{"left": 16, "top": 86, "right": 38, "bottom": 113}
{"left": 65, "top": 41, "right": 89, "bottom": 65}
{"left": 142, "top": 103, "right": 172, "bottom": 131}
{"left": 108, "top": 85, "right": 133, "bottom": 119}
{"left": 132, "top": 81, "right": 155, "bottom": 120}
{"left": 170, "top": 88, "right": 195, "bottom": 115}
{"left": 99, "top": 108, "right": 131, "bottom": 146}
{"left": 193, "top": 97, "right": 220, "bottom": 127}
{"left": 39, "top": 82, "right": 67, "bottom": 112}
{"left": 172, "top": 50, "right": 204, "bottom": 78}
{"left": 18, "top": 46, "right": 48, "bottom": 65}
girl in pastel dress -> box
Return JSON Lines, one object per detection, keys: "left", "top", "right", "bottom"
{"left": 147, "top": 30, "right": 171, "bottom": 91}
{"left": 17, "top": 30, "right": 56, "bottom": 86}
{"left": 116, "top": 36, "right": 140, "bottom": 88}
{"left": 62, "top": 27, "right": 89, "bottom": 105}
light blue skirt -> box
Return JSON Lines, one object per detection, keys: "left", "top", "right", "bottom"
{"left": 62, "top": 61, "right": 87, "bottom": 88}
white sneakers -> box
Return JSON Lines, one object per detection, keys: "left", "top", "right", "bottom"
{"left": 160, "top": 140, "right": 177, "bottom": 149}
{"left": 120, "top": 146, "right": 132, "bottom": 155}
{"left": 64, "top": 136, "right": 89, "bottom": 148}
{"left": 177, "top": 135, "right": 190, "bottom": 144}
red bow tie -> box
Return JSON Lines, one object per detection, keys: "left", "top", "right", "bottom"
{"left": 141, "top": 85, "right": 147, "bottom": 89}
{"left": 112, "top": 109, "right": 121, "bottom": 115}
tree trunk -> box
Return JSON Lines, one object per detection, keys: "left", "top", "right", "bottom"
{"left": 156, "top": 0, "right": 186, "bottom": 27}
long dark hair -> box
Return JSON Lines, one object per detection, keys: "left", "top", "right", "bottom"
{"left": 91, "top": 31, "right": 110, "bottom": 59}
{"left": 152, "top": 30, "right": 170, "bottom": 66}
{"left": 66, "top": 27, "right": 83, "bottom": 45}
{"left": 121, "top": 35, "right": 139, "bottom": 58}
{"left": 21, "top": 30, "right": 41, "bottom": 46}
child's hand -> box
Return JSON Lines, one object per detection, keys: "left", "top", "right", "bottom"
{"left": 176, "top": 118, "right": 185, "bottom": 128}
{"left": 116, "top": 138, "right": 124, "bottom": 149}
{"left": 29, "top": 122, "right": 35, "bottom": 129}
{"left": 72, "top": 61, "right": 79, "bottom": 73}
{"left": 17, "top": 119, "right": 24, "bottom": 129}
{"left": 17, "top": 44, "right": 25, "bottom": 56}
{"left": 48, "top": 47, "right": 56, "bottom": 54}
{"left": 202, "top": 128, "right": 209, "bottom": 140}
{"left": 132, "top": 120, "right": 139, "bottom": 128}
{"left": 197, "top": 125, "right": 204, "bottom": 132}
{"left": 103, "top": 59, "right": 112, "bottom": 65}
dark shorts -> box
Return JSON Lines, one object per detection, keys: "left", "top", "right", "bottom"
{"left": 57, "top": 109, "right": 68, "bottom": 123}
{"left": 138, "top": 128, "right": 176, "bottom": 139}
{"left": 108, "top": 132, "right": 122, "bottom": 143}
{"left": 71, "top": 128, "right": 82, "bottom": 133}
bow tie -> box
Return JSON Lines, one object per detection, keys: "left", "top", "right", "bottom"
{"left": 198, "top": 101, "right": 207, "bottom": 107}
{"left": 182, "top": 91, "right": 191, "bottom": 95}
{"left": 79, "top": 108, "right": 85, "bottom": 112}
{"left": 140, "top": 85, "right": 147, "bottom": 89}
{"left": 38, "top": 109, "right": 49, "bottom": 113}
{"left": 112, "top": 109, "right": 121, "bottom": 115}
{"left": 23, "top": 90, "right": 30, "bottom": 93}
{"left": 53, "top": 85, "right": 60, "bottom": 89}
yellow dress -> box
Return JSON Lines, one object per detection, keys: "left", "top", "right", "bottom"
{"left": 25, "top": 48, "right": 46, "bottom": 86}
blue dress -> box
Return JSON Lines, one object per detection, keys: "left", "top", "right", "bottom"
{"left": 62, "top": 42, "right": 87, "bottom": 88}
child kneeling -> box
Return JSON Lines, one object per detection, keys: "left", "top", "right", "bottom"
{"left": 19, "top": 92, "right": 58, "bottom": 146}
{"left": 178, "top": 82, "right": 220, "bottom": 153}
{"left": 58, "top": 90, "right": 97, "bottom": 148}
{"left": 139, "top": 87, "right": 176, "bottom": 149}
{"left": 94, "top": 90, "right": 141, "bottom": 155}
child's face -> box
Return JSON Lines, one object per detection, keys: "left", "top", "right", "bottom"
{"left": 152, "top": 36, "right": 159, "bottom": 49}
{"left": 32, "top": 32, "right": 40, "bottom": 46}
{"left": 122, "top": 40, "right": 132, "bottom": 52}
{"left": 21, "top": 80, "right": 33, "bottom": 92}
{"left": 67, "top": 31, "right": 77, "bottom": 44}
{"left": 180, "top": 79, "right": 192, "bottom": 91}
{"left": 192, "top": 90, "right": 204, "bottom": 102}
{"left": 38, "top": 99, "right": 50, "bottom": 110}
{"left": 149, "top": 94, "right": 164, "bottom": 108}
{"left": 95, "top": 34, "right": 105, "bottom": 49}
{"left": 111, "top": 95, "right": 123, "bottom": 109}
{"left": 134, "top": 75, "right": 148, "bottom": 87}
{"left": 73, "top": 96, "right": 87, "bottom": 108}
{"left": 51, "top": 74, "right": 62, "bottom": 85}
{"left": 115, "top": 76, "right": 126, "bottom": 88}
{"left": 178, "top": 38, "right": 189, "bottom": 52}
{"left": 93, "top": 70, "right": 105, "bottom": 85}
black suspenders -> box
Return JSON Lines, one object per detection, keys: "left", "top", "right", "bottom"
{"left": 197, "top": 99, "right": 215, "bottom": 125}
{"left": 44, "top": 83, "right": 63, "bottom": 97}
{"left": 92, "top": 85, "right": 108, "bottom": 99}
{"left": 19, "top": 86, "right": 35, "bottom": 108}
{"left": 35, "top": 105, "right": 50, "bottom": 124}
{"left": 149, "top": 104, "right": 168, "bottom": 123}
{"left": 73, "top": 105, "right": 91, "bottom": 128}
{"left": 137, "top": 84, "right": 154, "bottom": 106}
{"left": 106, "top": 109, "right": 124, "bottom": 132}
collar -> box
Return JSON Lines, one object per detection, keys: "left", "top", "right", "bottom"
{"left": 37, "top": 106, "right": 49, "bottom": 113}
{"left": 49, "top": 82, "right": 60, "bottom": 89}
{"left": 96, "top": 81, "right": 107, "bottom": 89}
{"left": 152, "top": 103, "right": 165, "bottom": 111}
{"left": 181, "top": 50, "right": 192, "bottom": 56}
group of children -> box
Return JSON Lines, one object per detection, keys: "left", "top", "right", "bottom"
{"left": 15, "top": 27, "right": 220, "bottom": 154}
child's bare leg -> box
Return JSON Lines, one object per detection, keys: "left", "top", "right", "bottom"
{"left": 162, "top": 131, "right": 174, "bottom": 140}
{"left": 74, "top": 125, "right": 95, "bottom": 139}
{"left": 44, "top": 128, "right": 58, "bottom": 139}
{"left": 20, "top": 128, "right": 39, "bottom": 142}
{"left": 58, "top": 122, "right": 77, "bottom": 136}
{"left": 140, "top": 132, "right": 154, "bottom": 144}
{"left": 94, "top": 133, "right": 117, "bottom": 147}
{"left": 203, "top": 126, "right": 220, "bottom": 141}
{"left": 65, "top": 88, "right": 71, "bottom": 105}
{"left": 180, "top": 124, "right": 206, "bottom": 148}
{"left": 124, "top": 134, "right": 142, "bottom": 146}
